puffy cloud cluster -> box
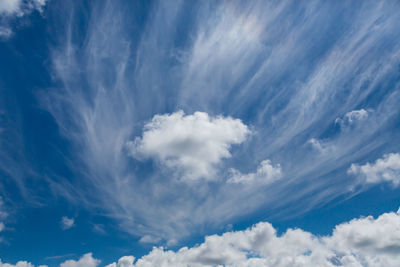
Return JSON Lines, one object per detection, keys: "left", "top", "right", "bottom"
{"left": 1, "top": 208, "right": 400, "bottom": 266}
{"left": 227, "top": 160, "right": 282, "bottom": 185}
{"left": 59, "top": 253, "right": 100, "bottom": 267}
{"left": 128, "top": 111, "right": 250, "bottom": 181}
{"left": 348, "top": 153, "right": 400, "bottom": 187}
{"left": 105, "top": 208, "right": 400, "bottom": 267}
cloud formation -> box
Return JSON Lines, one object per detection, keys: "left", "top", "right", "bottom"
{"left": 59, "top": 253, "right": 99, "bottom": 267}
{"left": 42, "top": 0, "right": 400, "bottom": 242}
{"left": 348, "top": 153, "right": 400, "bottom": 187}
{"left": 0, "top": 0, "right": 47, "bottom": 39}
{"left": 128, "top": 111, "right": 250, "bottom": 180}
{"left": 228, "top": 160, "right": 282, "bottom": 185}
{"left": 4, "top": 208, "right": 400, "bottom": 267}
{"left": 60, "top": 216, "right": 75, "bottom": 230}
{"left": 0, "top": 0, "right": 46, "bottom": 15}
{"left": 100, "top": 208, "right": 400, "bottom": 267}
{"left": 335, "top": 109, "right": 369, "bottom": 127}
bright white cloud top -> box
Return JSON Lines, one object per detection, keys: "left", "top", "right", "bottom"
{"left": 128, "top": 111, "right": 250, "bottom": 180}
{"left": 349, "top": 153, "right": 400, "bottom": 187}
{"left": 2, "top": 208, "right": 400, "bottom": 267}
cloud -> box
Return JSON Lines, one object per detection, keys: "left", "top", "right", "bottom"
{"left": 0, "top": 0, "right": 47, "bottom": 40}
{"left": 105, "top": 256, "right": 135, "bottom": 267}
{"left": 128, "top": 111, "right": 250, "bottom": 180}
{"left": 1, "top": 208, "right": 400, "bottom": 266}
{"left": 43, "top": 0, "right": 400, "bottom": 242}
{"left": 59, "top": 253, "right": 99, "bottom": 267}
{"left": 348, "top": 153, "right": 400, "bottom": 187}
{"left": 335, "top": 109, "right": 369, "bottom": 127}
{"left": 60, "top": 216, "right": 75, "bottom": 230}
{"left": 0, "top": 0, "right": 46, "bottom": 15}
{"left": 104, "top": 208, "right": 400, "bottom": 267}
{"left": 227, "top": 160, "right": 282, "bottom": 185}
{"left": 0, "top": 0, "right": 22, "bottom": 15}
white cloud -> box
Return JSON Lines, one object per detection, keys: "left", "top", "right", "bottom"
{"left": 59, "top": 253, "right": 100, "bottom": 267}
{"left": 0, "top": 0, "right": 21, "bottom": 15}
{"left": 104, "top": 208, "right": 400, "bottom": 267}
{"left": 105, "top": 256, "right": 135, "bottom": 267}
{"left": 0, "top": 0, "right": 47, "bottom": 40}
{"left": 60, "top": 216, "right": 75, "bottom": 230}
{"left": 0, "top": 260, "right": 47, "bottom": 267}
{"left": 348, "top": 153, "right": 400, "bottom": 187}
{"left": 335, "top": 109, "right": 369, "bottom": 127}
{"left": 228, "top": 160, "right": 282, "bottom": 185}
{"left": 2, "top": 209, "right": 400, "bottom": 267}
{"left": 0, "top": 0, "right": 46, "bottom": 15}
{"left": 128, "top": 111, "right": 250, "bottom": 180}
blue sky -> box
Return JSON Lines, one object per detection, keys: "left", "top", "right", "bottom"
{"left": 1, "top": 0, "right": 400, "bottom": 266}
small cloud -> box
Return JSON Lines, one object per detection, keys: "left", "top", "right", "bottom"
{"left": 61, "top": 216, "right": 75, "bottom": 230}
{"left": 227, "top": 160, "right": 282, "bottom": 185}
{"left": 348, "top": 153, "right": 400, "bottom": 187}
{"left": 335, "top": 109, "right": 369, "bottom": 127}
{"left": 128, "top": 110, "right": 250, "bottom": 181}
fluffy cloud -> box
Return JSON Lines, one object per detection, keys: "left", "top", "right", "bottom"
{"left": 348, "top": 153, "right": 400, "bottom": 187}
{"left": 60, "top": 216, "right": 75, "bottom": 230}
{"left": 59, "top": 253, "right": 100, "bottom": 267}
{"left": 103, "top": 208, "right": 400, "bottom": 267}
{"left": 105, "top": 256, "right": 135, "bottom": 267}
{"left": 128, "top": 111, "right": 250, "bottom": 180}
{"left": 1, "top": 209, "right": 400, "bottom": 266}
{"left": 227, "top": 160, "right": 282, "bottom": 185}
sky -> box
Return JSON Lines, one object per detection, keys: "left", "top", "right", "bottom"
{"left": 1, "top": 0, "right": 400, "bottom": 266}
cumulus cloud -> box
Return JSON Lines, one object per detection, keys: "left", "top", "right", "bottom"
{"left": 227, "top": 160, "right": 282, "bottom": 185}
{"left": 128, "top": 111, "right": 250, "bottom": 180}
{"left": 103, "top": 208, "right": 400, "bottom": 267}
{"left": 335, "top": 109, "right": 369, "bottom": 127}
{"left": 105, "top": 256, "right": 135, "bottom": 267}
{"left": 348, "top": 153, "right": 400, "bottom": 187}
{"left": 59, "top": 253, "right": 100, "bottom": 267}
{"left": 60, "top": 216, "right": 75, "bottom": 230}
